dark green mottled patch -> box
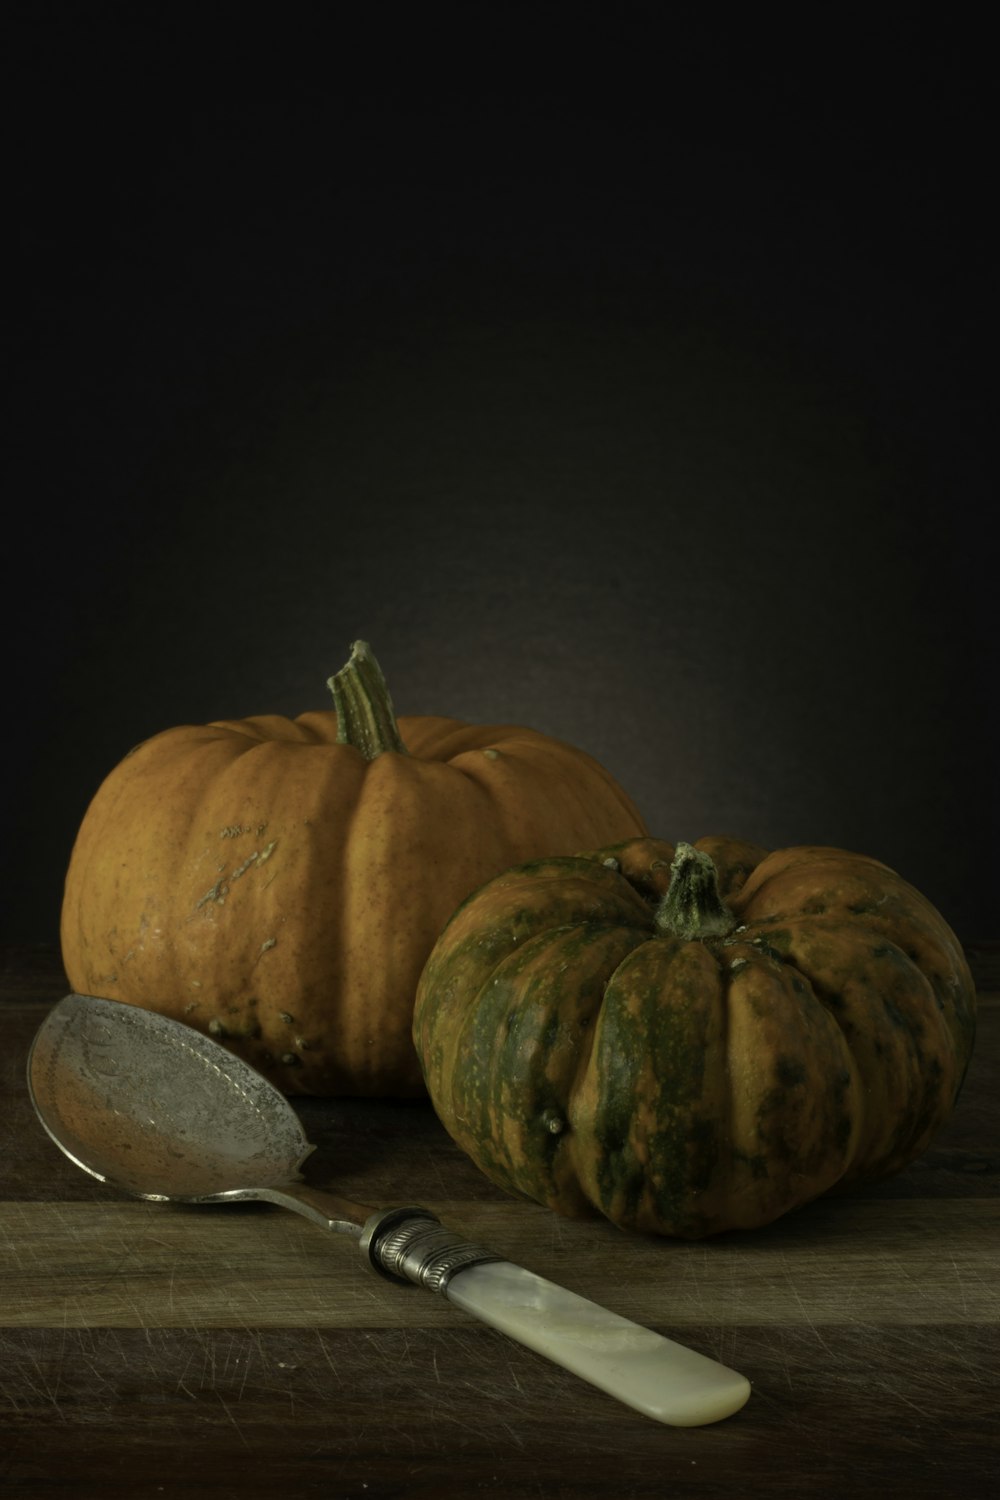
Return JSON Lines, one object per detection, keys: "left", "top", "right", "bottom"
{"left": 638, "top": 1115, "right": 722, "bottom": 1237}
{"left": 733, "top": 1149, "right": 770, "bottom": 1181}
{"left": 443, "top": 920, "right": 648, "bottom": 1210}
{"left": 882, "top": 994, "right": 920, "bottom": 1032}
{"left": 590, "top": 988, "right": 651, "bottom": 1223}
{"left": 589, "top": 946, "right": 720, "bottom": 1230}
{"left": 776, "top": 1056, "right": 807, "bottom": 1088}
{"left": 871, "top": 943, "right": 905, "bottom": 961}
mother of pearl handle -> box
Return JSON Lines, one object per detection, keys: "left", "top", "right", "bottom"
{"left": 363, "top": 1208, "right": 751, "bottom": 1427}
{"left": 446, "top": 1260, "right": 751, "bottom": 1427}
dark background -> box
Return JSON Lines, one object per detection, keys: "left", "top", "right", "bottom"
{"left": 6, "top": 5, "right": 995, "bottom": 946}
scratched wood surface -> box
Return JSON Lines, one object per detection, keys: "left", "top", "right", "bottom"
{"left": 1, "top": 944, "right": 998, "bottom": 1499}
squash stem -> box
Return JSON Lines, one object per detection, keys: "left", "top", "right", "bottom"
{"left": 655, "top": 842, "right": 739, "bottom": 941}
{"left": 327, "top": 641, "right": 408, "bottom": 760}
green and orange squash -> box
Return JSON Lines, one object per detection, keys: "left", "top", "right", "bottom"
{"left": 413, "top": 836, "right": 976, "bottom": 1237}
{"left": 60, "top": 642, "right": 647, "bottom": 1096}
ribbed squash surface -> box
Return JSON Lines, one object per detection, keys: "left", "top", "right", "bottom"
{"left": 413, "top": 836, "right": 976, "bottom": 1236}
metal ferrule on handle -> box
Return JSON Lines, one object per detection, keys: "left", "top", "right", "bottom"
{"left": 360, "top": 1207, "right": 502, "bottom": 1292}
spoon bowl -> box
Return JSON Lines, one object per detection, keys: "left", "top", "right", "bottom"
{"left": 28, "top": 992, "right": 314, "bottom": 1201}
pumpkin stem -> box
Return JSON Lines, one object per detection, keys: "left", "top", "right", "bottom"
{"left": 327, "top": 641, "right": 409, "bottom": 760}
{"left": 655, "top": 842, "right": 739, "bottom": 941}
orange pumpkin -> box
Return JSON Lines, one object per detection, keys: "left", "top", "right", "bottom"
{"left": 60, "top": 643, "right": 647, "bottom": 1096}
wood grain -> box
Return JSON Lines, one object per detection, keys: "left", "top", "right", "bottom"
{"left": 1, "top": 947, "right": 998, "bottom": 1498}
{"left": 2, "top": 1198, "right": 998, "bottom": 1331}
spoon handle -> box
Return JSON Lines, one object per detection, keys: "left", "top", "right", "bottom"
{"left": 361, "top": 1208, "right": 750, "bottom": 1427}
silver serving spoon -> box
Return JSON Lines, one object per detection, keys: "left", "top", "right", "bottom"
{"left": 27, "top": 993, "right": 751, "bottom": 1427}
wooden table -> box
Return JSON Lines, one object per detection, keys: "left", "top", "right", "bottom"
{"left": 1, "top": 945, "right": 997, "bottom": 1498}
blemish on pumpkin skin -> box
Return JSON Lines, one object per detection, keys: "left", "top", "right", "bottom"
{"left": 196, "top": 879, "right": 229, "bottom": 909}
{"left": 749, "top": 935, "right": 785, "bottom": 964}
{"left": 205, "top": 840, "right": 279, "bottom": 890}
